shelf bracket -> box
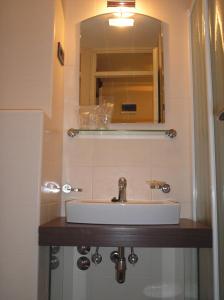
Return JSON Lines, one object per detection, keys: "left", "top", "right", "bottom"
{"left": 165, "top": 129, "right": 177, "bottom": 138}
{"left": 67, "top": 128, "right": 80, "bottom": 137}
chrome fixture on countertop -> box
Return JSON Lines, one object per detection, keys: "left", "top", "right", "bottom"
{"left": 118, "top": 177, "right": 127, "bottom": 202}
{"left": 111, "top": 177, "right": 127, "bottom": 203}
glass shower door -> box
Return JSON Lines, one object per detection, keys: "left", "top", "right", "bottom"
{"left": 208, "top": 0, "right": 224, "bottom": 298}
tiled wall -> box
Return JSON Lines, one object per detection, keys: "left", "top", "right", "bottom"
{"left": 62, "top": 100, "right": 192, "bottom": 218}
{"left": 62, "top": 0, "right": 193, "bottom": 218}
{"left": 60, "top": 1, "right": 194, "bottom": 299}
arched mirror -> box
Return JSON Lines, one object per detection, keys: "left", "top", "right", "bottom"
{"left": 79, "top": 13, "right": 164, "bottom": 125}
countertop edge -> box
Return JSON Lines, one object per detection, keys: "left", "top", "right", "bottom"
{"left": 39, "top": 217, "right": 212, "bottom": 248}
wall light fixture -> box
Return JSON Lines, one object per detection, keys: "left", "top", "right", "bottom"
{"left": 107, "top": 0, "right": 135, "bottom": 8}
{"left": 108, "top": 0, "right": 135, "bottom": 27}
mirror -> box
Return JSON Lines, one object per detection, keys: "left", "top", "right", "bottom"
{"left": 79, "top": 13, "right": 164, "bottom": 124}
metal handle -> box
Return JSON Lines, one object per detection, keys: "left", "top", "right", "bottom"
{"left": 62, "top": 184, "right": 83, "bottom": 194}
{"left": 77, "top": 246, "right": 91, "bottom": 255}
{"left": 42, "top": 182, "right": 82, "bottom": 194}
{"left": 77, "top": 257, "right": 91, "bottom": 271}
{"left": 217, "top": 108, "right": 224, "bottom": 121}
{"left": 50, "top": 256, "right": 60, "bottom": 270}
{"left": 147, "top": 180, "right": 171, "bottom": 193}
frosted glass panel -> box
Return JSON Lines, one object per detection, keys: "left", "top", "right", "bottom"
{"left": 208, "top": 0, "right": 224, "bottom": 298}
{"left": 50, "top": 247, "right": 188, "bottom": 300}
{"left": 190, "top": 0, "right": 213, "bottom": 298}
{"left": 191, "top": 0, "right": 211, "bottom": 223}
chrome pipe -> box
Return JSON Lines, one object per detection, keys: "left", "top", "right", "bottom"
{"left": 115, "top": 247, "right": 126, "bottom": 284}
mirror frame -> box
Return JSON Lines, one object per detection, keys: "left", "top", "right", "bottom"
{"left": 78, "top": 13, "right": 165, "bottom": 129}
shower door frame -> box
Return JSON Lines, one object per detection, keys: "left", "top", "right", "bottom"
{"left": 190, "top": 0, "right": 220, "bottom": 299}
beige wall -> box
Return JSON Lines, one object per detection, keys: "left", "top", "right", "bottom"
{"left": 0, "top": 0, "right": 54, "bottom": 116}
{"left": 40, "top": 0, "right": 64, "bottom": 225}
{"left": 0, "top": 0, "right": 64, "bottom": 224}
{"left": 61, "top": 0, "right": 195, "bottom": 299}
{"left": 0, "top": 0, "right": 65, "bottom": 300}
{"left": 0, "top": 111, "right": 43, "bottom": 300}
{"left": 39, "top": 0, "right": 65, "bottom": 299}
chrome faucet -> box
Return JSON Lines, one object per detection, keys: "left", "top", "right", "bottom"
{"left": 111, "top": 177, "right": 127, "bottom": 203}
{"left": 118, "top": 177, "right": 127, "bottom": 202}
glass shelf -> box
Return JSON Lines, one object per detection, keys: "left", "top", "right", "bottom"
{"left": 67, "top": 128, "right": 177, "bottom": 138}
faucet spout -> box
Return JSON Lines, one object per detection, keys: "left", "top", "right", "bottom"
{"left": 118, "top": 177, "right": 127, "bottom": 202}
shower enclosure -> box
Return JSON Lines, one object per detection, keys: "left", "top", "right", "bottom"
{"left": 191, "top": 0, "right": 224, "bottom": 299}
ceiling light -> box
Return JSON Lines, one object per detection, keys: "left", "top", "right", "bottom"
{"left": 109, "top": 18, "right": 135, "bottom": 27}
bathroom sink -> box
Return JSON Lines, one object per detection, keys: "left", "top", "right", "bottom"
{"left": 65, "top": 199, "right": 180, "bottom": 225}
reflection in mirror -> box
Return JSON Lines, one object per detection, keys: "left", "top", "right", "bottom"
{"left": 79, "top": 13, "right": 164, "bottom": 125}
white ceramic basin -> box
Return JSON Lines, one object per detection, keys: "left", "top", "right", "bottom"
{"left": 65, "top": 199, "right": 180, "bottom": 225}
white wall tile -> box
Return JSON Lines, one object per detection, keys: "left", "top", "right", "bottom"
{"left": 92, "top": 139, "right": 152, "bottom": 167}
{"left": 63, "top": 138, "right": 94, "bottom": 166}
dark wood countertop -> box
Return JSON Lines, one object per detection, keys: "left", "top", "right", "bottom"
{"left": 39, "top": 217, "right": 212, "bottom": 248}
